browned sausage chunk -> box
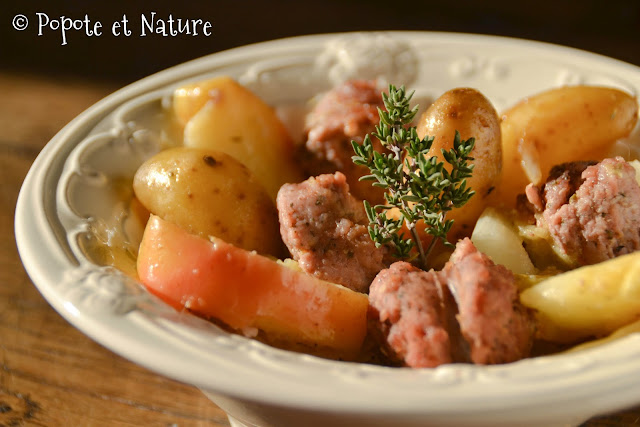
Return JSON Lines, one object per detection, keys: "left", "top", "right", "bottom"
{"left": 276, "top": 172, "right": 389, "bottom": 292}
{"left": 303, "top": 79, "right": 385, "bottom": 202}
{"left": 368, "top": 262, "right": 455, "bottom": 368}
{"left": 526, "top": 157, "right": 640, "bottom": 265}
{"left": 444, "top": 238, "right": 534, "bottom": 365}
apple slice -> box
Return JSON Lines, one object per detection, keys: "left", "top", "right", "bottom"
{"left": 137, "top": 215, "right": 369, "bottom": 358}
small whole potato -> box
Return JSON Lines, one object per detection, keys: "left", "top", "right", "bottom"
{"left": 133, "top": 147, "right": 283, "bottom": 257}
{"left": 416, "top": 87, "right": 502, "bottom": 242}
{"left": 491, "top": 85, "right": 639, "bottom": 208}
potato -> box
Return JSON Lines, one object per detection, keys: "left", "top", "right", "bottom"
{"left": 416, "top": 87, "right": 502, "bottom": 241}
{"left": 517, "top": 222, "right": 574, "bottom": 271}
{"left": 138, "top": 214, "right": 369, "bottom": 359}
{"left": 520, "top": 251, "right": 640, "bottom": 343}
{"left": 565, "top": 319, "right": 640, "bottom": 354}
{"left": 133, "top": 147, "right": 283, "bottom": 257}
{"left": 491, "top": 85, "right": 638, "bottom": 208}
{"left": 174, "top": 76, "right": 303, "bottom": 200}
{"left": 631, "top": 159, "right": 640, "bottom": 183}
{"left": 470, "top": 207, "right": 536, "bottom": 275}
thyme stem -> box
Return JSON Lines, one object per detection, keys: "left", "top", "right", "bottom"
{"left": 409, "top": 221, "right": 427, "bottom": 270}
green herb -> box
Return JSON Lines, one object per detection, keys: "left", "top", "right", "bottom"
{"left": 351, "top": 85, "right": 475, "bottom": 269}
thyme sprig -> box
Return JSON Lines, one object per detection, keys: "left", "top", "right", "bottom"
{"left": 351, "top": 85, "right": 475, "bottom": 269}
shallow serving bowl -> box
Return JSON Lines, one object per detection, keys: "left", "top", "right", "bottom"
{"left": 15, "top": 32, "right": 640, "bottom": 427}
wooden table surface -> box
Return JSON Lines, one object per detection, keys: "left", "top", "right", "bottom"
{"left": 2, "top": 72, "right": 640, "bottom": 426}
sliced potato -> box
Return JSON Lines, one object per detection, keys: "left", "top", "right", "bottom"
{"left": 631, "top": 159, "right": 640, "bottom": 183}
{"left": 520, "top": 251, "right": 640, "bottom": 343}
{"left": 175, "top": 76, "right": 303, "bottom": 200}
{"left": 516, "top": 218, "right": 578, "bottom": 271}
{"left": 491, "top": 85, "right": 638, "bottom": 208}
{"left": 416, "top": 87, "right": 502, "bottom": 241}
{"left": 470, "top": 207, "right": 536, "bottom": 275}
{"left": 133, "top": 147, "right": 283, "bottom": 257}
{"left": 565, "top": 319, "right": 640, "bottom": 354}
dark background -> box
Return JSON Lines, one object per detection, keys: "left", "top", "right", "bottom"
{"left": 2, "top": 0, "right": 640, "bottom": 86}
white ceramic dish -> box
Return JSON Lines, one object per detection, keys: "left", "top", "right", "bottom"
{"left": 15, "top": 32, "right": 640, "bottom": 427}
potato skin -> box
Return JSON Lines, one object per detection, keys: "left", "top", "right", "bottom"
{"left": 491, "top": 85, "right": 638, "bottom": 208}
{"left": 416, "top": 87, "right": 502, "bottom": 241}
{"left": 133, "top": 147, "right": 283, "bottom": 257}
{"left": 174, "top": 76, "right": 303, "bottom": 201}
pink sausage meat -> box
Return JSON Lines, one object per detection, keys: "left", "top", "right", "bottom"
{"left": 369, "top": 239, "right": 533, "bottom": 367}
{"left": 444, "top": 238, "right": 534, "bottom": 365}
{"left": 368, "top": 262, "right": 454, "bottom": 368}
{"left": 304, "top": 79, "right": 385, "bottom": 202}
{"left": 276, "top": 172, "right": 389, "bottom": 293}
{"left": 526, "top": 157, "right": 640, "bottom": 265}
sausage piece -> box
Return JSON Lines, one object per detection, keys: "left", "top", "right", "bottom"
{"left": 444, "top": 238, "right": 534, "bottom": 365}
{"left": 525, "top": 157, "right": 640, "bottom": 265}
{"left": 277, "top": 172, "right": 389, "bottom": 292}
{"left": 368, "top": 262, "right": 456, "bottom": 368}
{"left": 369, "top": 239, "right": 533, "bottom": 367}
{"left": 303, "top": 80, "right": 385, "bottom": 202}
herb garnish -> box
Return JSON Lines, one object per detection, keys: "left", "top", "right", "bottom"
{"left": 351, "top": 85, "right": 475, "bottom": 269}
